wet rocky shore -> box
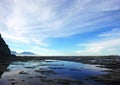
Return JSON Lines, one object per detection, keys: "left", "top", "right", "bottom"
{"left": 0, "top": 55, "right": 120, "bottom": 85}
{"left": 7, "top": 55, "right": 120, "bottom": 85}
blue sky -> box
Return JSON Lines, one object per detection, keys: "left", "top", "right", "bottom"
{"left": 0, "top": 0, "right": 120, "bottom": 56}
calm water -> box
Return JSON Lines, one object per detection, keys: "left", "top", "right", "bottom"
{"left": 0, "top": 60, "right": 109, "bottom": 85}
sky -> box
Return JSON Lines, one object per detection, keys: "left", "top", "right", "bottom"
{"left": 0, "top": 0, "right": 120, "bottom": 56}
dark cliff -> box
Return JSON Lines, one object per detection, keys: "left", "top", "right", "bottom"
{"left": 0, "top": 34, "right": 12, "bottom": 78}
{"left": 0, "top": 34, "right": 11, "bottom": 57}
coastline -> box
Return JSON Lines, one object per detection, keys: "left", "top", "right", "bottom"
{"left": 1, "top": 55, "right": 120, "bottom": 84}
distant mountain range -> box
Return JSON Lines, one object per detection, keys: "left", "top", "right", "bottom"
{"left": 20, "top": 52, "right": 36, "bottom": 55}
{"left": 11, "top": 51, "right": 36, "bottom": 56}
{"left": 11, "top": 51, "right": 17, "bottom": 55}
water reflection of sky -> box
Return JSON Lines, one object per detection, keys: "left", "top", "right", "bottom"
{"left": 0, "top": 60, "right": 108, "bottom": 85}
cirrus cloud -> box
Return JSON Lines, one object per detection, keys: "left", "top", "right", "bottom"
{"left": 76, "top": 28, "right": 120, "bottom": 55}
{"left": 0, "top": 0, "right": 120, "bottom": 55}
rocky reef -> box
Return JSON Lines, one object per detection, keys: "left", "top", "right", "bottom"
{"left": 0, "top": 34, "right": 11, "bottom": 57}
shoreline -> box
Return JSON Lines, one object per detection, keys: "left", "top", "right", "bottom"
{"left": 1, "top": 55, "right": 120, "bottom": 84}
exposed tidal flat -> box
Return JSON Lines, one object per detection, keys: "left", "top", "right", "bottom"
{"left": 0, "top": 56, "right": 120, "bottom": 85}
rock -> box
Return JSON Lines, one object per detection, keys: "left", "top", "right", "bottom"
{"left": 0, "top": 34, "right": 11, "bottom": 76}
{"left": 19, "top": 71, "right": 29, "bottom": 74}
{"left": 0, "top": 34, "right": 11, "bottom": 57}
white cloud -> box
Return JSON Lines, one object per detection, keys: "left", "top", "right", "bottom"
{"left": 1, "top": 0, "right": 120, "bottom": 38}
{"left": 98, "top": 0, "right": 120, "bottom": 11}
{"left": 98, "top": 28, "right": 120, "bottom": 38}
{"left": 28, "top": 46, "right": 63, "bottom": 56}
{"left": 77, "top": 39, "right": 120, "bottom": 55}
{"left": 0, "top": 0, "right": 120, "bottom": 54}
{"left": 76, "top": 28, "right": 120, "bottom": 55}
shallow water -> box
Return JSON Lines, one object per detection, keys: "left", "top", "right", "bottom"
{"left": 0, "top": 60, "right": 109, "bottom": 85}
